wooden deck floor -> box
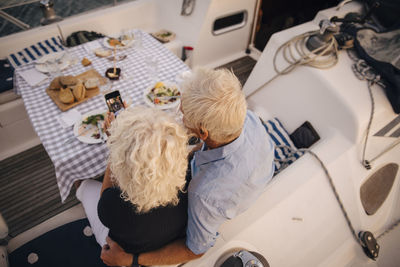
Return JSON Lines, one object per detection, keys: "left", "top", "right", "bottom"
{"left": 216, "top": 56, "right": 257, "bottom": 87}
{"left": 0, "top": 145, "right": 79, "bottom": 237}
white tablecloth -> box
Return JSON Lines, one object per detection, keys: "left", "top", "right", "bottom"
{"left": 14, "top": 30, "right": 189, "bottom": 202}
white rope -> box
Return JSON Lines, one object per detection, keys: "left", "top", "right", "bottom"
{"left": 247, "top": 30, "right": 339, "bottom": 99}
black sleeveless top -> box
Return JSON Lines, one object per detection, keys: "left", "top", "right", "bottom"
{"left": 97, "top": 187, "right": 188, "bottom": 254}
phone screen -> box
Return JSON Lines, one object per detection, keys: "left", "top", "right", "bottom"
{"left": 105, "top": 90, "right": 124, "bottom": 116}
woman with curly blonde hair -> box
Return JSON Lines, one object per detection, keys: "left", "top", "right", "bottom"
{"left": 76, "top": 106, "right": 189, "bottom": 256}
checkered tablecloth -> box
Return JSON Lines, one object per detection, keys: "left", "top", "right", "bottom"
{"left": 13, "top": 30, "right": 189, "bottom": 202}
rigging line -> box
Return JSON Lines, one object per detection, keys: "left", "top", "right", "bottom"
{"left": 361, "top": 81, "right": 375, "bottom": 169}
{"left": 377, "top": 219, "right": 400, "bottom": 240}
{"left": 349, "top": 52, "right": 400, "bottom": 168}
{"left": 276, "top": 146, "right": 400, "bottom": 249}
{"left": 276, "top": 146, "right": 363, "bottom": 246}
{"left": 368, "top": 137, "right": 400, "bottom": 165}
{"left": 247, "top": 30, "right": 339, "bottom": 99}
{"left": 305, "top": 149, "right": 363, "bottom": 246}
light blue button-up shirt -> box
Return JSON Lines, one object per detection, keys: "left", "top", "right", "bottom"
{"left": 186, "top": 110, "right": 275, "bottom": 254}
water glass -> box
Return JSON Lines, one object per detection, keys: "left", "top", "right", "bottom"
{"left": 134, "top": 31, "right": 144, "bottom": 51}
{"left": 145, "top": 56, "right": 159, "bottom": 82}
{"left": 100, "top": 79, "right": 113, "bottom": 94}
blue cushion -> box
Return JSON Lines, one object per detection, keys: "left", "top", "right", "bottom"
{"left": 262, "top": 118, "right": 304, "bottom": 172}
{"left": 0, "top": 59, "right": 14, "bottom": 93}
{"left": 9, "top": 219, "right": 106, "bottom": 267}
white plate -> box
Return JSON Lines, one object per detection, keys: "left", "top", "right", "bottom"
{"left": 35, "top": 52, "right": 69, "bottom": 73}
{"left": 73, "top": 109, "right": 108, "bottom": 144}
{"left": 103, "top": 37, "right": 135, "bottom": 50}
{"left": 143, "top": 81, "right": 181, "bottom": 110}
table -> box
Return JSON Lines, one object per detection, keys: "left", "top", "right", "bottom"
{"left": 14, "top": 30, "right": 189, "bottom": 202}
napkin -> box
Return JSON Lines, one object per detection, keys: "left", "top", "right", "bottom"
{"left": 58, "top": 109, "right": 82, "bottom": 129}
{"left": 19, "top": 68, "right": 48, "bottom": 86}
{"left": 84, "top": 40, "right": 102, "bottom": 54}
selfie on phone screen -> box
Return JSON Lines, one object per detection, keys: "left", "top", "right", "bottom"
{"left": 105, "top": 91, "right": 124, "bottom": 117}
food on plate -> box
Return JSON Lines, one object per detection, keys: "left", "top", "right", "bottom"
{"left": 59, "top": 87, "right": 75, "bottom": 104}
{"left": 94, "top": 49, "right": 112, "bottom": 58}
{"left": 60, "top": 76, "right": 78, "bottom": 87}
{"left": 81, "top": 57, "right": 92, "bottom": 66}
{"left": 84, "top": 78, "right": 99, "bottom": 89}
{"left": 106, "top": 34, "right": 133, "bottom": 48}
{"left": 72, "top": 82, "right": 86, "bottom": 101}
{"left": 152, "top": 30, "right": 175, "bottom": 43}
{"left": 108, "top": 38, "right": 122, "bottom": 47}
{"left": 49, "top": 76, "right": 62, "bottom": 90}
{"left": 146, "top": 82, "right": 180, "bottom": 106}
{"left": 82, "top": 113, "right": 105, "bottom": 126}
{"left": 79, "top": 113, "right": 106, "bottom": 139}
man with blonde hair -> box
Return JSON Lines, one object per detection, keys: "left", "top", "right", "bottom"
{"left": 101, "top": 68, "right": 275, "bottom": 266}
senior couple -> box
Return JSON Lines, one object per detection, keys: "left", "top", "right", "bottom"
{"left": 75, "top": 67, "right": 275, "bottom": 266}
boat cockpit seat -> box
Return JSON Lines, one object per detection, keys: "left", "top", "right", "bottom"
{"left": 0, "top": 59, "right": 17, "bottom": 105}
{"left": 0, "top": 213, "right": 10, "bottom": 267}
{"left": 248, "top": 101, "right": 307, "bottom": 174}
{"left": 1, "top": 36, "right": 65, "bottom": 105}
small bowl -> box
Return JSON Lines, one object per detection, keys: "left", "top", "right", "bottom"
{"left": 105, "top": 68, "right": 121, "bottom": 80}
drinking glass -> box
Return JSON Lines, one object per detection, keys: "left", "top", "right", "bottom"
{"left": 145, "top": 55, "right": 159, "bottom": 82}
{"left": 100, "top": 79, "right": 113, "bottom": 94}
{"left": 134, "top": 31, "right": 144, "bottom": 51}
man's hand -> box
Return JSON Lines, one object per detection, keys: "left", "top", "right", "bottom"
{"left": 101, "top": 237, "right": 133, "bottom": 266}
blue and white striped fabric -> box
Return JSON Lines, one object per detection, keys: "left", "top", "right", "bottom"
{"left": 7, "top": 36, "right": 65, "bottom": 68}
{"left": 262, "top": 118, "right": 304, "bottom": 172}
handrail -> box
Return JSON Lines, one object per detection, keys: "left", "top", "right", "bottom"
{"left": 0, "top": 0, "right": 40, "bottom": 10}
{"left": 0, "top": 10, "right": 30, "bottom": 30}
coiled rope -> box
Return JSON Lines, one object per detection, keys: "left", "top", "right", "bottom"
{"left": 247, "top": 30, "right": 339, "bottom": 99}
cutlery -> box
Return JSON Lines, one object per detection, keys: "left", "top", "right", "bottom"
{"left": 97, "top": 121, "right": 107, "bottom": 143}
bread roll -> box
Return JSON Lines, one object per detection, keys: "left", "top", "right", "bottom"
{"left": 60, "top": 76, "right": 78, "bottom": 87}
{"left": 59, "top": 88, "right": 75, "bottom": 104}
{"left": 94, "top": 49, "right": 111, "bottom": 58}
{"left": 84, "top": 78, "right": 99, "bottom": 89}
{"left": 72, "top": 82, "right": 86, "bottom": 101}
{"left": 49, "top": 77, "right": 61, "bottom": 90}
{"left": 81, "top": 57, "right": 91, "bottom": 66}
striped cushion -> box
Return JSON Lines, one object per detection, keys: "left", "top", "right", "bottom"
{"left": 7, "top": 36, "right": 65, "bottom": 68}
{"left": 262, "top": 118, "right": 303, "bottom": 172}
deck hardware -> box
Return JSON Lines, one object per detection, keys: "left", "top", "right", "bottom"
{"left": 234, "top": 250, "right": 264, "bottom": 267}
{"left": 181, "top": 0, "right": 195, "bottom": 16}
{"left": 359, "top": 231, "right": 379, "bottom": 260}
{"left": 39, "top": 0, "right": 62, "bottom": 25}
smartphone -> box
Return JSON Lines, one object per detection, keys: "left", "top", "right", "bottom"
{"left": 104, "top": 90, "right": 124, "bottom": 117}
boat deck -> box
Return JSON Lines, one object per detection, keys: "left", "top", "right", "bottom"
{"left": 0, "top": 55, "right": 257, "bottom": 237}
